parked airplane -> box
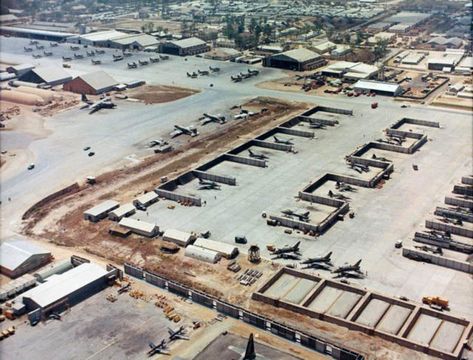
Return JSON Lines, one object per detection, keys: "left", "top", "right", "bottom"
{"left": 32, "top": 54, "right": 42, "bottom": 59}
{"left": 335, "top": 182, "right": 357, "bottom": 192}
{"left": 300, "top": 252, "right": 333, "bottom": 265}
{"left": 308, "top": 120, "right": 326, "bottom": 129}
{"left": 187, "top": 72, "right": 198, "bottom": 78}
{"left": 62, "top": 56, "right": 72, "bottom": 61}
{"left": 209, "top": 66, "right": 220, "bottom": 73}
{"left": 198, "top": 69, "right": 209, "bottom": 76}
{"left": 149, "top": 139, "right": 168, "bottom": 147}
{"left": 24, "top": 46, "right": 33, "bottom": 52}
{"left": 43, "top": 51, "right": 52, "bottom": 56}
{"left": 81, "top": 94, "right": 116, "bottom": 114}
{"left": 35, "top": 44, "right": 44, "bottom": 50}
{"left": 273, "top": 136, "right": 294, "bottom": 145}
{"left": 113, "top": 54, "right": 124, "bottom": 61}
{"left": 96, "top": 49, "right": 105, "bottom": 55}
{"left": 198, "top": 179, "right": 221, "bottom": 190}
{"left": 128, "top": 62, "right": 138, "bottom": 69}
{"left": 139, "top": 59, "right": 149, "bottom": 66}
{"left": 247, "top": 68, "right": 259, "bottom": 76}
{"left": 327, "top": 190, "right": 350, "bottom": 201}
{"left": 271, "top": 241, "right": 301, "bottom": 255}
{"left": 70, "top": 45, "right": 80, "bottom": 50}
{"left": 228, "top": 333, "right": 266, "bottom": 360}
{"left": 248, "top": 149, "right": 268, "bottom": 160}
{"left": 332, "top": 259, "right": 361, "bottom": 274}
{"left": 50, "top": 42, "right": 59, "bottom": 47}
{"left": 200, "top": 113, "right": 226, "bottom": 125}
{"left": 281, "top": 209, "right": 310, "bottom": 222}
{"left": 150, "top": 57, "right": 160, "bottom": 63}
{"left": 91, "top": 59, "right": 101, "bottom": 65}
{"left": 29, "top": 40, "right": 38, "bottom": 45}
{"left": 347, "top": 161, "right": 369, "bottom": 173}
{"left": 371, "top": 154, "right": 391, "bottom": 162}
{"left": 302, "top": 262, "right": 332, "bottom": 271}
{"left": 147, "top": 339, "right": 170, "bottom": 356}
{"left": 168, "top": 326, "right": 189, "bottom": 342}
{"left": 170, "top": 125, "right": 199, "bottom": 138}
{"left": 159, "top": 54, "right": 169, "bottom": 60}
{"left": 122, "top": 52, "right": 132, "bottom": 57}
{"left": 272, "top": 253, "right": 301, "bottom": 260}
{"left": 74, "top": 53, "right": 84, "bottom": 59}
{"left": 86, "top": 50, "right": 95, "bottom": 57}
{"left": 117, "top": 283, "right": 131, "bottom": 294}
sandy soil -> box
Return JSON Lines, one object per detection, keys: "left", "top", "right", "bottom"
{"left": 127, "top": 85, "right": 199, "bottom": 104}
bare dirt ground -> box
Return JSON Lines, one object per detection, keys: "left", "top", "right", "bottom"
{"left": 127, "top": 84, "right": 199, "bottom": 104}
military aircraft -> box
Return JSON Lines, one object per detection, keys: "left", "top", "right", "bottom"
{"left": 35, "top": 44, "right": 44, "bottom": 50}
{"left": 335, "top": 182, "right": 357, "bottom": 192}
{"left": 439, "top": 216, "right": 463, "bottom": 226}
{"left": 29, "top": 40, "right": 38, "bottom": 45}
{"left": 150, "top": 57, "right": 160, "bottom": 63}
{"left": 332, "top": 259, "right": 361, "bottom": 274}
{"left": 308, "top": 120, "right": 326, "bottom": 129}
{"left": 209, "top": 66, "right": 220, "bottom": 73}
{"left": 300, "top": 252, "right": 333, "bottom": 265}
{"left": 70, "top": 45, "right": 80, "bottom": 50}
{"left": 32, "top": 54, "right": 42, "bottom": 59}
{"left": 248, "top": 149, "right": 268, "bottom": 160}
{"left": 273, "top": 136, "right": 294, "bottom": 145}
{"left": 43, "top": 50, "right": 52, "bottom": 56}
{"left": 387, "top": 133, "right": 406, "bottom": 145}
{"left": 24, "top": 46, "right": 33, "bottom": 52}
{"left": 327, "top": 190, "right": 350, "bottom": 201}
{"left": 247, "top": 68, "right": 259, "bottom": 76}
{"left": 272, "top": 253, "right": 301, "bottom": 260}
{"left": 123, "top": 51, "right": 133, "bottom": 57}
{"left": 81, "top": 94, "right": 116, "bottom": 114}
{"left": 414, "top": 245, "right": 443, "bottom": 255}
{"left": 231, "top": 74, "right": 243, "bottom": 82}
{"left": 149, "top": 139, "right": 168, "bottom": 147}
{"left": 228, "top": 333, "right": 266, "bottom": 360}
{"left": 96, "top": 49, "right": 105, "bottom": 55}
{"left": 200, "top": 113, "right": 226, "bottom": 125}
{"left": 198, "top": 179, "right": 221, "bottom": 190}
{"left": 147, "top": 339, "right": 170, "bottom": 356}
{"left": 74, "top": 53, "right": 84, "bottom": 59}
{"left": 139, "top": 59, "right": 149, "bottom": 66}
{"left": 128, "top": 62, "right": 138, "bottom": 69}
{"left": 198, "top": 69, "right": 209, "bottom": 76}
{"left": 113, "top": 54, "right": 124, "bottom": 61}
{"left": 170, "top": 125, "right": 199, "bottom": 138}
{"left": 91, "top": 59, "right": 102, "bottom": 65}
{"left": 347, "top": 161, "right": 369, "bottom": 173}
{"left": 159, "top": 54, "right": 170, "bottom": 60}
{"left": 281, "top": 209, "right": 310, "bottom": 222}
{"left": 187, "top": 72, "right": 198, "bottom": 78}
{"left": 302, "top": 262, "right": 332, "bottom": 271}
{"left": 117, "top": 282, "right": 131, "bottom": 294}
{"left": 86, "top": 50, "right": 95, "bottom": 57}
{"left": 50, "top": 42, "right": 59, "bottom": 47}
{"left": 62, "top": 56, "right": 72, "bottom": 61}
{"left": 270, "top": 241, "right": 301, "bottom": 255}
{"left": 168, "top": 326, "right": 189, "bottom": 342}
{"left": 371, "top": 154, "right": 391, "bottom": 162}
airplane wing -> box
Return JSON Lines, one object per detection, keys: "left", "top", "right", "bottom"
{"left": 170, "top": 129, "right": 183, "bottom": 138}
{"left": 88, "top": 106, "right": 101, "bottom": 115}
{"left": 149, "top": 342, "right": 156, "bottom": 349}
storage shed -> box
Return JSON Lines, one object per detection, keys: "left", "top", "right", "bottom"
{"left": 0, "top": 274, "right": 36, "bottom": 301}
{"left": 193, "top": 238, "right": 239, "bottom": 259}
{"left": 18, "top": 66, "right": 72, "bottom": 86}
{"left": 34, "top": 259, "right": 73, "bottom": 283}
{"left": 162, "top": 229, "right": 193, "bottom": 247}
{"left": 108, "top": 203, "right": 136, "bottom": 221}
{"left": 185, "top": 245, "right": 220, "bottom": 263}
{"left": 0, "top": 238, "right": 52, "bottom": 278}
{"left": 353, "top": 80, "right": 403, "bottom": 96}
{"left": 133, "top": 191, "right": 159, "bottom": 209}
{"left": 263, "top": 48, "right": 325, "bottom": 71}
{"left": 63, "top": 71, "right": 118, "bottom": 95}
{"left": 83, "top": 200, "right": 120, "bottom": 222}
{"left": 118, "top": 218, "right": 159, "bottom": 237}
{"left": 20, "top": 263, "right": 110, "bottom": 315}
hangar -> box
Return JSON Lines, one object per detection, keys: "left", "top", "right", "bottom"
{"left": 0, "top": 238, "right": 51, "bottom": 278}
{"left": 18, "top": 66, "right": 72, "bottom": 87}
{"left": 159, "top": 37, "right": 209, "bottom": 56}
{"left": 63, "top": 71, "right": 118, "bottom": 95}
{"left": 353, "top": 80, "right": 403, "bottom": 96}
{"left": 321, "top": 61, "right": 378, "bottom": 80}
{"left": 110, "top": 33, "right": 159, "bottom": 50}
{"left": 0, "top": 26, "right": 74, "bottom": 41}
{"left": 263, "top": 48, "right": 326, "bottom": 71}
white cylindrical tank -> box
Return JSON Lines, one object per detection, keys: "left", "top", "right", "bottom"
{"left": 34, "top": 259, "right": 73, "bottom": 282}
{"left": 0, "top": 89, "right": 45, "bottom": 106}
{"left": 9, "top": 80, "right": 40, "bottom": 88}
{"left": 185, "top": 245, "right": 220, "bottom": 263}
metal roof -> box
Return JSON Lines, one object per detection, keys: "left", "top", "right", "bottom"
{"left": 119, "top": 218, "right": 157, "bottom": 233}
{"left": 22, "top": 66, "right": 72, "bottom": 84}
{"left": 74, "top": 30, "right": 127, "bottom": 42}
{"left": 354, "top": 80, "right": 401, "bottom": 93}
{"left": 112, "top": 34, "right": 159, "bottom": 47}
{"left": 21, "top": 263, "right": 107, "bottom": 308}
{"left": 273, "top": 48, "right": 321, "bottom": 62}
{"left": 84, "top": 200, "right": 119, "bottom": 217}
{"left": 0, "top": 25, "right": 75, "bottom": 37}
{"left": 0, "top": 238, "right": 50, "bottom": 271}
{"left": 170, "top": 37, "right": 206, "bottom": 49}
{"left": 75, "top": 71, "right": 117, "bottom": 91}
{"left": 163, "top": 229, "right": 192, "bottom": 245}
{"left": 135, "top": 191, "right": 159, "bottom": 204}
{"left": 193, "top": 238, "right": 238, "bottom": 257}
{"left": 109, "top": 203, "right": 135, "bottom": 218}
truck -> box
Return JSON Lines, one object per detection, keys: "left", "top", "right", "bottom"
{"left": 371, "top": 102, "right": 378, "bottom": 109}
{"left": 422, "top": 296, "right": 449, "bottom": 310}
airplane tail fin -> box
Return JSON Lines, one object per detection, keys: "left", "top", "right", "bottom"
{"left": 355, "top": 259, "right": 362, "bottom": 267}
{"left": 326, "top": 251, "right": 332, "bottom": 259}
{"left": 81, "top": 94, "right": 88, "bottom": 102}
{"left": 248, "top": 149, "right": 254, "bottom": 155}
{"left": 294, "top": 241, "right": 301, "bottom": 250}
{"left": 244, "top": 333, "right": 256, "bottom": 360}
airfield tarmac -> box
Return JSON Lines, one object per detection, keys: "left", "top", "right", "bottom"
{"left": 0, "top": 35, "right": 472, "bottom": 357}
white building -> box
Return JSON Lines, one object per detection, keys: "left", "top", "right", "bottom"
{"left": 185, "top": 245, "right": 220, "bottom": 263}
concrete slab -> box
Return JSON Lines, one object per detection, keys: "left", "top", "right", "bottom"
{"left": 282, "top": 278, "right": 318, "bottom": 304}
{"left": 326, "top": 291, "right": 362, "bottom": 319}
{"left": 430, "top": 320, "right": 465, "bottom": 353}
{"left": 307, "top": 285, "right": 342, "bottom": 314}
{"left": 377, "top": 305, "right": 412, "bottom": 335}
{"left": 355, "top": 298, "right": 390, "bottom": 327}
{"left": 406, "top": 313, "right": 442, "bottom": 345}
{"left": 264, "top": 273, "right": 297, "bottom": 299}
